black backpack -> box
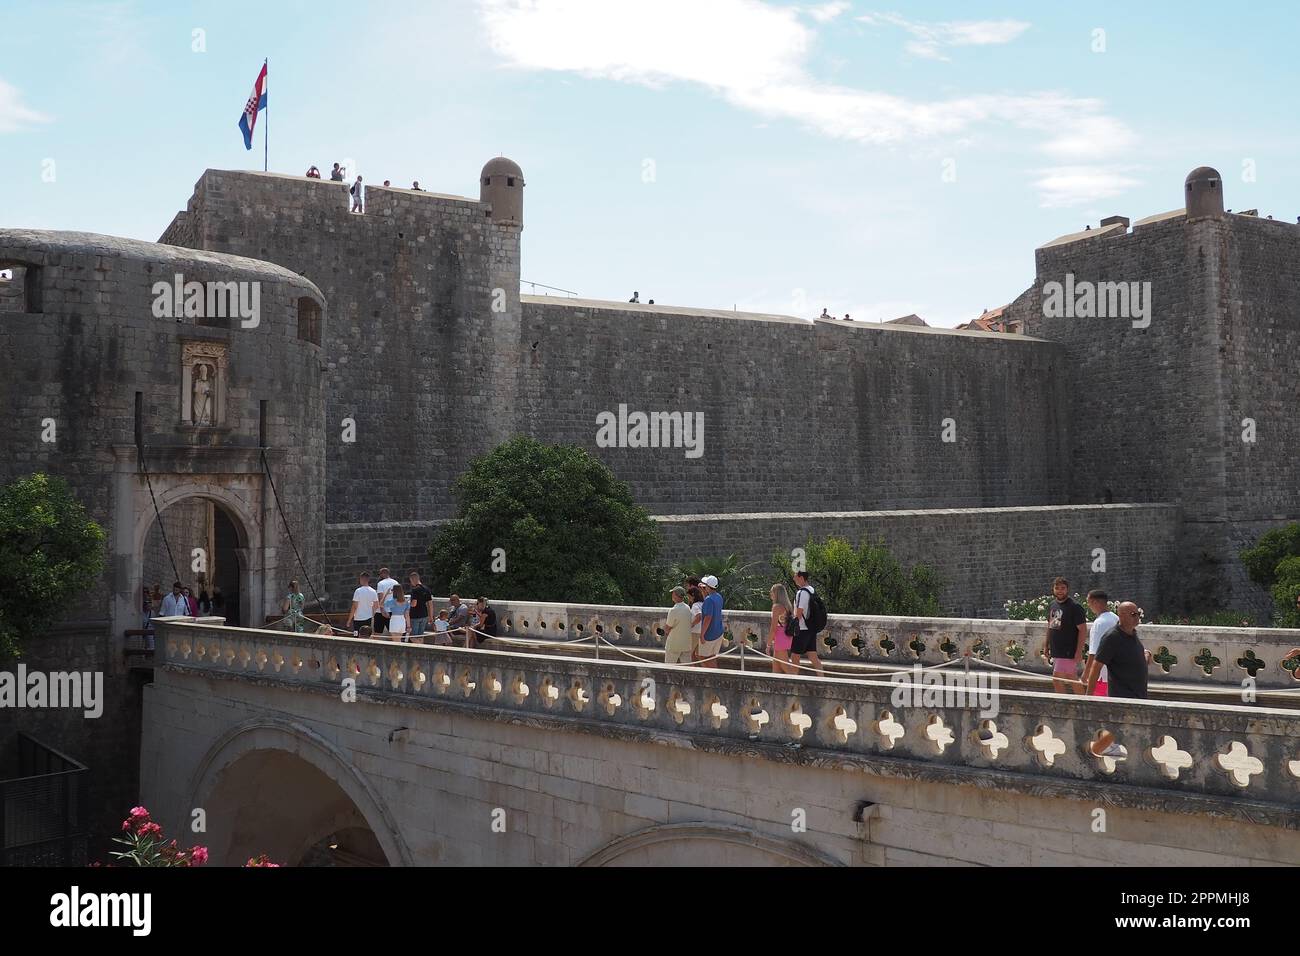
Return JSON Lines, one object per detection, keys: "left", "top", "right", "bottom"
{"left": 798, "top": 586, "right": 828, "bottom": 634}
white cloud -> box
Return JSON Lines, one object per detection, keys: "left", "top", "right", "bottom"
{"left": 478, "top": 0, "right": 1136, "bottom": 203}
{"left": 1032, "top": 165, "right": 1142, "bottom": 208}
{"left": 858, "top": 12, "right": 1029, "bottom": 60}
{"left": 802, "top": 1, "right": 850, "bottom": 23}
{"left": 0, "top": 78, "right": 50, "bottom": 134}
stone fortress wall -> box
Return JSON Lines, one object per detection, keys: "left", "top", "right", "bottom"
{"left": 0, "top": 228, "right": 328, "bottom": 842}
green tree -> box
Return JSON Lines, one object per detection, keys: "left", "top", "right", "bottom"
{"left": 1240, "top": 524, "right": 1300, "bottom": 627}
{"left": 1240, "top": 523, "right": 1300, "bottom": 590}
{"left": 0, "top": 474, "right": 106, "bottom": 658}
{"left": 427, "top": 437, "right": 662, "bottom": 605}
{"left": 771, "top": 536, "right": 942, "bottom": 616}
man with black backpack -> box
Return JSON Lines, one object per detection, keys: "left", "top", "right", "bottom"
{"left": 791, "top": 570, "right": 826, "bottom": 676}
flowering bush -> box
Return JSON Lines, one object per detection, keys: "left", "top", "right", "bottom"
{"left": 105, "top": 806, "right": 208, "bottom": 867}
{"left": 1003, "top": 593, "right": 1143, "bottom": 623}
{"left": 244, "top": 854, "right": 280, "bottom": 868}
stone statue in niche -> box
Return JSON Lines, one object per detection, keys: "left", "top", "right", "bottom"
{"left": 180, "top": 341, "right": 228, "bottom": 428}
{"left": 193, "top": 364, "right": 214, "bottom": 425}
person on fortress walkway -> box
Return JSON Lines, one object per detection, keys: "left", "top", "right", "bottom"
{"left": 688, "top": 584, "right": 704, "bottom": 659}
{"left": 843, "top": 313, "right": 851, "bottom": 321}
{"left": 406, "top": 570, "right": 432, "bottom": 642}
{"left": 1083, "top": 589, "right": 1118, "bottom": 697}
{"left": 1041, "top": 576, "right": 1087, "bottom": 694}
{"left": 1088, "top": 603, "right": 1151, "bottom": 757}
{"left": 470, "top": 597, "right": 498, "bottom": 649}
{"left": 330, "top": 163, "right": 344, "bottom": 182}
{"left": 281, "top": 579, "right": 307, "bottom": 633}
{"left": 629, "top": 291, "right": 639, "bottom": 303}
{"left": 768, "top": 583, "right": 796, "bottom": 674}
{"left": 305, "top": 166, "right": 321, "bottom": 179}
{"left": 434, "top": 608, "right": 451, "bottom": 645}
{"left": 374, "top": 567, "right": 398, "bottom": 634}
{"left": 411, "top": 181, "right": 422, "bottom": 190}
{"left": 790, "top": 570, "right": 826, "bottom": 676}
{"left": 385, "top": 585, "right": 410, "bottom": 642}
{"left": 664, "top": 587, "right": 694, "bottom": 665}
{"left": 383, "top": 180, "right": 391, "bottom": 187}
{"left": 350, "top": 176, "right": 364, "bottom": 213}
{"left": 696, "top": 575, "right": 725, "bottom": 668}
{"left": 445, "top": 594, "right": 469, "bottom": 644}
{"left": 820, "top": 308, "right": 830, "bottom": 319}
{"left": 347, "top": 571, "right": 378, "bottom": 637}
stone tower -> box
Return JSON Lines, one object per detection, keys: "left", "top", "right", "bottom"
{"left": 480, "top": 156, "right": 525, "bottom": 228}
{"left": 1184, "top": 165, "right": 1224, "bottom": 218}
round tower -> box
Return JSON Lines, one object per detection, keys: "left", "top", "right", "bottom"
{"left": 1184, "top": 166, "right": 1224, "bottom": 219}
{"left": 480, "top": 156, "right": 524, "bottom": 228}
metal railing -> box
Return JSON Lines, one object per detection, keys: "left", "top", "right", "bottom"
{"left": 0, "top": 733, "right": 89, "bottom": 866}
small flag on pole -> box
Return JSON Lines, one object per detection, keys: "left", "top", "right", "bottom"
{"left": 238, "top": 62, "right": 268, "bottom": 151}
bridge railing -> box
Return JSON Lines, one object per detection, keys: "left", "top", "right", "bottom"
{"left": 156, "top": 621, "right": 1300, "bottom": 815}
{"left": 451, "top": 599, "right": 1300, "bottom": 689}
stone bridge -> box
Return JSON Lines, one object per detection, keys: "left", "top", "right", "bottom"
{"left": 142, "top": 616, "right": 1300, "bottom": 866}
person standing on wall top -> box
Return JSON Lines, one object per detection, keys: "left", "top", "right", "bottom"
{"left": 1082, "top": 589, "right": 1118, "bottom": 697}
{"left": 790, "top": 570, "right": 826, "bottom": 676}
{"left": 697, "top": 575, "right": 725, "bottom": 668}
{"left": 1087, "top": 602, "right": 1152, "bottom": 757}
{"left": 820, "top": 308, "right": 830, "bottom": 319}
{"left": 407, "top": 570, "right": 432, "bottom": 643}
{"left": 664, "top": 586, "right": 695, "bottom": 665}
{"left": 374, "top": 567, "right": 398, "bottom": 635}
{"left": 629, "top": 291, "right": 639, "bottom": 303}
{"left": 1041, "top": 576, "right": 1087, "bottom": 694}
{"left": 411, "top": 181, "right": 422, "bottom": 190}
{"left": 330, "top": 163, "right": 344, "bottom": 182}
{"left": 347, "top": 571, "right": 378, "bottom": 638}
{"left": 350, "top": 176, "right": 364, "bottom": 213}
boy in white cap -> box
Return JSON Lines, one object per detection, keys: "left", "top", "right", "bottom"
{"left": 697, "top": 575, "right": 725, "bottom": 668}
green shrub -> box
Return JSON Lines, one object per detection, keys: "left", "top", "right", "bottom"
{"left": 770, "top": 537, "right": 941, "bottom": 616}
{"left": 667, "top": 555, "right": 772, "bottom": 611}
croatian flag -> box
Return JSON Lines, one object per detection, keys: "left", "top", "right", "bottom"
{"left": 237, "top": 62, "right": 267, "bottom": 150}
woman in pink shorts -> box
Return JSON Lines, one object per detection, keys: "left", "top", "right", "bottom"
{"left": 768, "top": 584, "right": 795, "bottom": 674}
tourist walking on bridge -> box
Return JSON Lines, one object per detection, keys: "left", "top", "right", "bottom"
{"left": 1083, "top": 589, "right": 1118, "bottom": 697}
{"left": 697, "top": 575, "right": 724, "bottom": 668}
{"left": 374, "top": 567, "right": 398, "bottom": 634}
{"left": 446, "top": 594, "right": 469, "bottom": 645}
{"left": 768, "top": 583, "right": 795, "bottom": 674}
{"left": 790, "top": 570, "right": 825, "bottom": 677}
{"left": 281, "top": 579, "right": 307, "bottom": 633}
{"left": 385, "top": 585, "right": 410, "bottom": 642}
{"left": 347, "top": 571, "right": 378, "bottom": 637}
{"left": 1042, "top": 576, "right": 1087, "bottom": 694}
{"left": 664, "top": 587, "right": 694, "bottom": 665}
{"left": 407, "top": 571, "right": 432, "bottom": 642}
{"left": 1087, "top": 602, "right": 1152, "bottom": 757}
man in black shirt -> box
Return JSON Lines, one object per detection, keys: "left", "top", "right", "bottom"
{"left": 470, "top": 597, "right": 498, "bottom": 649}
{"left": 1039, "top": 576, "right": 1088, "bottom": 694}
{"left": 406, "top": 570, "right": 433, "bottom": 644}
{"left": 1088, "top": 602, "right": 1153, "bottom": 758}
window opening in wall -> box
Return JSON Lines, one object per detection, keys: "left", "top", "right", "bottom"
{"left": 297, "top": 297, "right": 322, "bottom": 345}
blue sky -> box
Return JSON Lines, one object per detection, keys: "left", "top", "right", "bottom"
{"left": 3, "top": 0, "right": 1298, "bottom": 326}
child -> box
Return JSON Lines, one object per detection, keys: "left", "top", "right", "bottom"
{"left": 434, "top": 609, "right": 451, "bottom": 646}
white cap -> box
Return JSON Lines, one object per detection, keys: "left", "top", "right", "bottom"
{"left": 701, "top": 575, "right": 719, "bottom": 589}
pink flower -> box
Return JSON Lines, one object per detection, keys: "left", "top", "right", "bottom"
{"left": 190, "top": 846, "right": 209, "bottom": 865}
{"left": 121, "top": 819, "right": 132, "bottom": 831}
{"left": 138, "top": 821, "right": 163, "bottom": 838}
{"left": 128, "top": 806, "right": 150, "bottom": 822}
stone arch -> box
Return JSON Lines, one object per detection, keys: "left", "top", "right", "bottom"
{"left": 131, "top": 479, "right": 263, "bottom": 630}
{"left": 576, "top": 822, "right": 841, "bottom": 867}
{"left": 185, "top": 715, "right": 412, "bottom": 866}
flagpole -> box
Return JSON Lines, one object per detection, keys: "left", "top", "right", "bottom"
{"left": 263, "top": 58, "right": 268, "bottom": 172}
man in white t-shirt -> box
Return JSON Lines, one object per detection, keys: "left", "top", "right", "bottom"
{"left": 373, "top": 567, "right": 398, "bottom": 634}
{"left": 347, "top": 571, "right": 379, "bottom": 637}
{"left": 791, "top": 570, "right": 825, "bottom": 677}
{"left": 1083, "top": 589, "right": 1119, "bottom": 697}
